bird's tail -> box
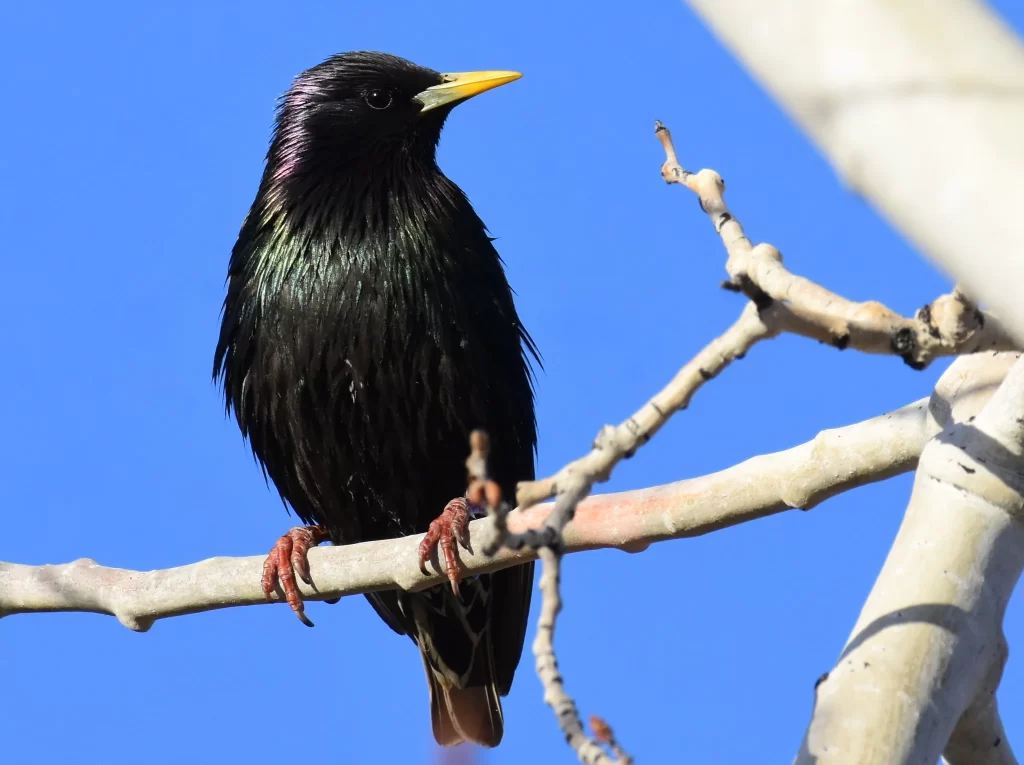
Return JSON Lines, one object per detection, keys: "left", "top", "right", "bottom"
{"left": 407, "top": 578, "right": 507, "bottom": 748}
{"left": 423, "top": 660, "right": 504, "bottom": 747}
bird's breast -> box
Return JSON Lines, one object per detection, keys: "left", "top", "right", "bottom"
{"left": 221, "top": 177, "right": 535, "bottom": 540}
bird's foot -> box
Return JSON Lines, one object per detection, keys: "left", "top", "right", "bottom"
{"left": 261, "top": 525, "right": 331, "bottom": 627}
{"left": 418, "top": 498, "right": 475, "bottom": 596}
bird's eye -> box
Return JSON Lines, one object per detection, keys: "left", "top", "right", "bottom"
{"left": 364, "top": 89, "right": 393, "bottom": 110}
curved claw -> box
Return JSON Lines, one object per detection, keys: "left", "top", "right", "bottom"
{"left": 418, "top": 498, "right": 472, "bottom": 595}
{"left": 261, "top": 525, "right": 329, "bottom": 627}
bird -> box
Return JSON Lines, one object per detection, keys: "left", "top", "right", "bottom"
{"left": 213, "top": 51, "right": 538, "bottom": 748}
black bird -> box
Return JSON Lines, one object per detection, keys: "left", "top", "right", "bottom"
{"left": 214, "top": 51, "right": 538, "bottom": 748}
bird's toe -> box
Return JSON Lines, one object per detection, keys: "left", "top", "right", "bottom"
{"left": 260, "top": 525, "right": 329, "bottom": 627}
{"left": 418, "top": 497, "right": 474, "bottom": 595}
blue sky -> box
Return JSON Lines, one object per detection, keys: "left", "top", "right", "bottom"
{"left": 2, "top": 2, "right": 1022, "bottom": 763}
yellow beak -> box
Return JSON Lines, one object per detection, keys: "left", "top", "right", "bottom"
{"left": 415, "top": 70, "right": 522, "bottom": 113}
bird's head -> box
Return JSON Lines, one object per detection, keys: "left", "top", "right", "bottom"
{"left": 269, "top": 51, "right": 520, "bottom": 181}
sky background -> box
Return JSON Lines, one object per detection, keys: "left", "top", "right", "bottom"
{"left": 2, "top": 2, "right": 1022, "bottom": 763}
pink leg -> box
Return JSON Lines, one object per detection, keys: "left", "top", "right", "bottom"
{"left": 418, "top": 498, "right": 472, "bottom": 596}
{"left": 261, "top": 525, "right": 330, "bottom": 627}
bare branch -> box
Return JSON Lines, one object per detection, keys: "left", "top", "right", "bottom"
{"left": 654, "top": 121, "right": 1016, "bottom": 369}
{"left": 0, "top": 397, "right": 930, "bottom": 631}
{"left": 531, "top": 546, "right": 620, "bottom": 765}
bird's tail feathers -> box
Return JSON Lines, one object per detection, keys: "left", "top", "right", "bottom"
{"left": 413, "top": 582, "right": 505, "bottom": 748}
{"left": 425, "top": 666, "right": 504, "bottom": 748}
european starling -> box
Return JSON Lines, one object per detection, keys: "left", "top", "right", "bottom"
{"left": 214, "top": 51, "right": 537, "bottom": 748}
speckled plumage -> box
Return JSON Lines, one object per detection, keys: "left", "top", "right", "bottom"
{"left": 213, "top": 52, "right": 537, "bottom": 747}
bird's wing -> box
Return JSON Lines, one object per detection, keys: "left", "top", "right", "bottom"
{"left": 488, "top": 561, "right": 535, "bottom": 695}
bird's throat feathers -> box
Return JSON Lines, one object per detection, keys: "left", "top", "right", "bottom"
{"left": 244, "top": 119, "right": 475, "bottom": 302}
{"left": 237, "top": 52, "right": 484, "bottom": 304}
{"left": 262, "top": 112, "right": 452, "bottom": 238}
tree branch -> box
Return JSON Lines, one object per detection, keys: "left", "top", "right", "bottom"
{"left": 653, "top": 121, "right": 1016, "bottom": 370}
{"left": 798, "top": 351, "right": 1024, "bottom": 764}
{"left": 0, "top": 396, "right": 931, "bottom": 631}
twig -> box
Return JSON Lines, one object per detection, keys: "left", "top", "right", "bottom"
{"left": 654, "top": 121, "right": 1016, "bottom": 369}
{"left": 487, "top": 122, "right": 1018, "bottom": 762}
{"left": 470, "top": 432, "right": 627, "bottom": 764}
{"left": 532, "top": 547, "right": 615, "bottom": 764}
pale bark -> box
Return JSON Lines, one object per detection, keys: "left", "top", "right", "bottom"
{"left": 0, "top": 396, "right": 930, "bottom": 631}
{"left": 798, "top": 352, "right": 1024, "bottom": 764}
{"left": 944, "top": 643, "right": 1016, "bottom": 765}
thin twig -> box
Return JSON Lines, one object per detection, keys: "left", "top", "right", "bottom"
{"left": 654, "top": 121, "right": 1016, "bottom": 369}
{"left": 469, "top": 432, "right": 627, "bottom": 764}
